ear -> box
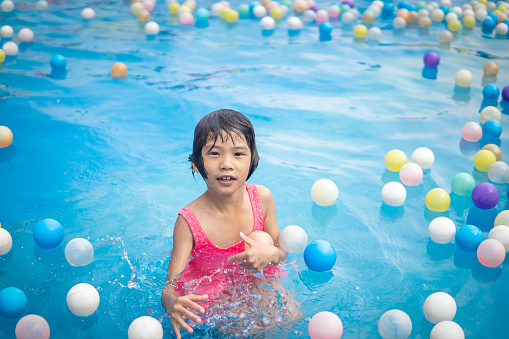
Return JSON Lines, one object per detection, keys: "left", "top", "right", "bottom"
{"left": 192, "top": 162, "right": 199, "bottom": 173}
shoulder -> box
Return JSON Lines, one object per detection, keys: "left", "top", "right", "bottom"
{"left": 254, "top": 184, "right": 274, "bottom": 204}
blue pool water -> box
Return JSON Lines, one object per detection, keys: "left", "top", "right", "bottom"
{"left": 1, "top": 0, "right": 509, "bottom": 338}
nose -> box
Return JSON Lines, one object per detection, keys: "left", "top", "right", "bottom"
{"left": 220, "top": 154, "right": 233, "bottom": 170}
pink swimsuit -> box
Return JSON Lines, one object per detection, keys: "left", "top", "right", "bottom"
{"left": 175, "top": 184, "right": 277, "bottom": 299}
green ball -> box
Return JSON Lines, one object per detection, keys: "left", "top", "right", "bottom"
{"left": 280, "top": 0, "right": 292, "bottom": 9}
{"left": 237, "top": 3, "right": 249, "bottom": 18}
{"left": 340, "top": 4, "right": 350, "bottom": 13}
{"left": 451, "top": 172, "right": 476, "bottom": 196}
{"left": 416, "top": 1, "right": 427, "bottom": 10}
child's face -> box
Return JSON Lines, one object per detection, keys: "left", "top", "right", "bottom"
{"left": 200, "top": 132, "right": 252, "bottom": 194}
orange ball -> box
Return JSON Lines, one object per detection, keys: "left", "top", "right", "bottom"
{"left": 111, "top": 62, "right": 128, "bottom": 78}
{"left": 396, "top": 11, "right": 409, "bottom": 22}
{"left": 484, "top": 62, "right": 499, "bottom": 76}
{"left": 137, "top": 9, "right": 150, "bottom": 22}
{"left": 244, "top": 231, "right": 274, "bottom": 250}
{"left": 362, "top": 11, "right": 375, "bottom": 24}
{"left": 408, "top": 11, "right": 419, "bottom": 23}
{"left": 0, "top": 126, "right": 13, "bottom": 148}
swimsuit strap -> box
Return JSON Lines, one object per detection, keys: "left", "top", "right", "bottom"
{"left": 246, "top": 183, "right": 266, "bottom": 232}
{"left": 178, "top": 206, "right": 211, "bottom": 250}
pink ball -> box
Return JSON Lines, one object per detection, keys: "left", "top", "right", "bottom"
{"left": 462, "top": 122, "right": 482, "bottom": 142}
{"left": 315, "top": 9, "right": 330, "bottom": 23}
{"left": 266, "top": 1, "right": 279, "bottom": 12}
{"left": 15, "top": 314, "right": 50, "bottom": 339}
{"left": 308, "top": 311, "right": 343, "bottom": 339}
{"left": 328, "top": 5, "right": 341, "bottom": 18}
{"left": 477, "top": 239, "right": 506, "bottom": 268}
{"left": 179, "top": 12, "right": 195, "bottom": 25}
{"left": 399, "top": 162, "right": 423, "bottom": 186}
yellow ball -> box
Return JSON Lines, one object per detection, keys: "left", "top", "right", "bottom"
{"left": 0, "top": 49, "right": 5, "bottom": 63}
{"left": 478, "top": 0, "right": 487, "bottom": 5}
{"left": 225, "top": 9, "right": 239, "bottom": 23}
{"left": 463, "top": 15, "right": 476, "bottom": 28}
{"left": 168, "top": 2, "right": 180, "bottom": 14}
{"left": 220, "top": 6, "right": 231, "bottom": 19}
{"left": 353, "top": 24, "right": 368, "bottom": 38}
{"left": 425, "top": 188, "right": 450, "bottom": 212}
{"left": 498, "top": 5, "right": 507, "bottom": 12}
{"left": 447, "top": 18, "right": 462, "bottom": 32}
{"left": 183, "top": 1, "right": 195, "bottom": 11}
{"left": 0, "top": 126, "right": 13, "bottom": 148}
{"left": 385, "top": 149, "right": 408, "bottom": 172}
{"left": 474, "top": 149, "right": 497, "bottom": 172}
{"left": 493, "top": 9, "right": 501, "bottom": 16}
{"left": 270, "top": 7, "right": 284, "bottom": 20}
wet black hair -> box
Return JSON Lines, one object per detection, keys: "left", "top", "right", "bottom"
{"left": 189, "top": 109, "right": 260, "bottom": 180}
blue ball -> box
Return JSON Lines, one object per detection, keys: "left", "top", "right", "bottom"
{"left": 0, "top": 287, "right": 27, "bottom": 319}
{"left": 482, "top": 84, "right": 500, "bottom": 99}
{"left": 50, "top": 54, "right": 67, "bottom": 69}
{"left": 319, "top": 22, "right": 333, "bottom": 35}
{"left": 304, "top": 240, "right": 337, "bottom": 272}
{"left": 482, "top": 18, "right": 495, "bottom": 33}
{"left": 439, "top": 5, "right": 449, "bottom": 15}
{"left": 487, "top": 12, "right": 498, "bottom": 23}
{"left": 382, "top": 3, "right": 394, "bottom": 15}
{"left": 455, "top": 225, "right": 483, "bottom": 252}
{"left": 33, "top": 218, "right": 64, "bottom": 249}
{"left": 195, "top": 8, "right": 210, "bottom": 22}
{"left": 482, "top": 119, "right": 503, "bottom": 138}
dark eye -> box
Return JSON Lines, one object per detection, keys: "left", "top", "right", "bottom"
{"left": 235, "top": 152, "right": 246, "bottom": 156}
{"left": 208, "top": 151, "right": 219, "bottom": 156}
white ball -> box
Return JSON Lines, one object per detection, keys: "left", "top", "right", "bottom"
{"left": 81, "top": 7, "right": 95, "bottom": 20}
{"left": 428, "top": 217, "right": 456, "bottom": 244}
{"left": 260, "top": 16, "right": 276, "bottom": 30}
{"left": 1, "top": 25, "right": 14, "bottom": 38}
{"left": 440, "top": 0, "right": 452, "bottom": 7}
{"left": 311, "top": 179, "right": 339, "bottom": 206}
{"left": 381, "top": 182, "right": 406, "bottom": 207}
{"left": 454, "top": 69, "right": 473, "bottom": 87}
{"left": 36, "top": 0, "right": 48, "bottom": 10}
{"left": 496, "top": 23, "right": 508, "bottom": 35}
{"left": 423, "top": 292, "right": 456, "bottom": 324}
{"left": 287, "top": 16, "right": 303, "bottom": 30}
{"left": 177, "top": 5, "right": 191, "bottom": 14}
{"left": 431, "top": 8, "right": 445, "bottom": 21}
{"left": 488, "top": 225, "right": 509, "bottom": 251}
{"left": 418, "top": 9, "right": 430, "bottom": 17}
{"left": 488, "top": 161, "right": 509, "bottom": 184}
{"left": 65, "top": 238, "right": 94, "bottom": 267}
{"left": 341, "top": 11, "right": 356, "bottom": 24}
{"left": 445, "top": 12, "right": 458, "bottom": 22}
{"left": 393, "top": 17, "right": 407, "bottom": 29}
{"left": 211, "top": 3, "right": 224, "bottom": 15}
{"left": 1, "top": 0, "right": 14, "bottom": 12}
{"left": 475, "top": 8, "right": 487, "bottom": 21}
{"left": 0, "top": 228, "right": 13, "bottom": 255}
{"left": 67, "top": 283, "right": 100, "bottom": 316}
{"left": 18, "top": 28, "right": 34, "bottom": 43}
{"left": 439, "top": 30, "right": 454, "bottom": 43}
{"left": 131, "top": 2, "right": 145, "bottom": 14}
{"left": 367, "top": 27, "right": 382, "bottom": 40}
{"left": 302, "top": 9, "right": 316, "bottom": 23}
{"left": 372, "top": 0, "right": 384, "bottom": 8}
{"left": 128, "top": 316, "right": 163, "bottom": 339}
{"left": 2, "top": 41, "right": 18, "bottom": 56}
{"left": 430, "top": 321, "right": 465, "bottom": 339}
{"left": 450, "top": 6, "right": 463, "bottom": 16}
{"left": 378, "top": 309, "right": 412, "bottom": 339}
{"left": 412, "top": 147, "right": 434, "bottom": 169}
{"left": 144, "top": 21, "right": 160, "bottom": 35}
{"left": 253, "top": 5, "right": 267, "bottom": 18}
{"left": 280, "top": 225, "right": 308, "bottom": 253}
{"left": 462, "top": 9, "right": 474, "bottom": 17}
{"left": 480, "top": 106, "right": 501, "bottom": 123}
{"left": 486, "top": 1, "right": 497, "bottom": 11}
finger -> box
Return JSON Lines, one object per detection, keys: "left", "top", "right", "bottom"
{"left": 171, "top": 319, "right": 183, "bottom": 339}
{"left": 173, "top": 314, "right": 194, "bottom": 334}
{"left": 239, "top": 231, "right": 254, "bottom": 245}
{"left": 227, "top": 252, "right": 247, "bottom": 263}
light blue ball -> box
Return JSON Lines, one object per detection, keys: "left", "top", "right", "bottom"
{"left": 319, "top": 22, "right": 333, "bottom": 35}
{"left": 378, "top": 309, "right": 412, "bottom": 339}
{"left": 33, "top": 218, "right": 64, "bottom": 249}
{"left": 195, "top": 8, "right": 210, "bottom": 22}
{"left": 482, "top": 84, "right": 500, "bottom": 99}
{"left": 0, "top": 287, "right": 27, "bottom": 319}
{"left": 50, "top": 54, "right": 67, "bottom": 69}
{"left": 455, "top": 225, "right": 483, "bottom": 252}
{"left": 304, "top": 240, "right": 337, "bottom": 272}
{"left": 482, "top": 119, "right": 503, "bottom": 138}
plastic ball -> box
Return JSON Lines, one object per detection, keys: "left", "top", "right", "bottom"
{"left": 311, "top": 179, "right": 338, "bottom": 207}
{"left": 260, "top": 16, "right": 276, "bottom": 30}
{"left": 362, "top": 11, "right": 375, "bottom": 24}
{"left": 2, "top": 41, "right": 19, "bottom": 56}
{"left": 382, "top": 182, "right": 407, "bottom": 206}
{"left": 1, "top": 25, "right": 13, "bottom": 38}
{"left": 474, "top": 149, "right": 497, "bottom": 172}
{"left": 482, "top": 119, "right": 502, "bottom": 138}
{"left": 408, "top": 11, "right": 419, "bottom": 23}
{"left": 65, "top": 238, "right": 94, "bottom": 266}
{"left": 144, "top": 21, "right": 160, "bottom": 34}
{"left": 244, "top": 231, "right": 273, "bottom": 250}
{"left": 36, "top": 0, "right": 48, "bottom": 10}
{"left": 302, "top": 9, "right": 316, "bottom": 23}
{"left": 179, "top": 12, "right": 195, "bottom": 25}
{"left": 353, "top": 24, "right": 368, "bottom": 38}
{"left": 0, "top": 50, "right": 4, "bottom": 63}
{"left": 456, "top": 225, "right": 483, "bottom": 252}
{"left": 308, "top": 311, "right": 343, "bottom": 339}
{"left": 429, "top": 217, "right": 456, "bottom": 244}
{"left": 1, "top": 0, "right": 14, "bottom": 12}
{"left": 430, "top": 321, "right": 465, "bottom": 339}
{"left": 314, "top": 9, "right": 329, "bottom": 23}
{"left": 495, "top": 210, "right": 509, "bottom": 226}
{"left": 341, "top": 11, "right": 356, "bottom": 24}
{"left": 195, "top": 8, "right": 210, "bottom": 21}
{"left": 482, "top": 17, "right": 496, "bottom": 31}
{"left": 15, "top": 314, "right": 50, "bottom": 339}
{"left": 225, "top": 9, "right": 239, "bottom": 23}
{"left": 253, "top": 5, "right": 267, "bottom": 18}
{"left": 399, "top": 163, "right": 423, "bottom": 186}
{"left": 0, "top": 125, "right": 13, "bottom": 148}
{"left": 418, "top": 16, "right": 432, "bottom": 28}
{"left": 477, "top": 238, "right": 505, "bottom": 268}
{"left": 0, "top": 227, "right": 13, "bottom": 255}
{"left": 451, "top": 172, "right": 475, "bottom": 196}
{"left": 431, "top": 8, "right": 445, "bottom": 21}
{"left": 461, "top": 122, "right": 482, "bottom": 142}
{"left": 33, "top": 218, "right": 64, "bottom": 249}
{"left": 385, "top": 149, "right": 407, "bottom": 172}
{"left": 463, "top": 15, "right": 476, "bottom": 27}
{"left": 131, "top": 2, "right": 145, "bottom": 14}
{"left": 293, "top": 0, "right": 308, "bottom": 12}
{"left": 482, "top": 144, "right": 502, "bottom": 161}
{"left": 483, "top": 62, "right": 499, "bottom": 76}
{"left": 66, "top": 283, "right": 100, "bottom": 316}
{"left": 488, "top": 225, "right": 509, "bottom": 251}
{"left": 482, "top": 84, "right": 500, "bottom": 100}
{"left": 111, "top": 62, "right": 127, "bottom": 78}
{"left": 168, "top": 2, "right": 180, "bottom": 14}
{"left": 411, "top": 147, "right": 434, "bottom": 169}
{"left": 503, "top": 85, "right": 509, "bottom": 101}
{"left": 423, "top": 292, "right": 456, "bottom": 324}
{"left": 319, "top": 22, "right": 333, "bottom": 36}
{"left": 496, "top": 22, "right": 508, "bottom": 34}
{"left": 480, "top": 106, "right": 501, "bottom": 124}
{"left": 454, "top": 69, "right": 473, "bottom": 87}
{"left": 50, "top": 54, "right": 67, "bottom": 69}
{"left": 393, "top": 16, "right": 407, "bottom": 28}
{"left": 128, "top": 316, "right": 163, "bottom": 339}
{"left": 237, "top": 4, "right": 249, "bottom": 18}
{"left": 18, "top": 28, "right": 34, "bottom": 43}
{"left": 425, "top": 188, "right": 450, "bottom": 212}
{"left": 328, "top": 5, "right": 341, "bottom": 18}
{"left": 137, "top": 9, "right": 150, "bottom": 22}
{"left": 447, "top": 18, "right": 461, "bottom": 31}
{"left": 81, "top": 7, "right": 95, "bottom": 20}
{"left": 471, "top": 182, "right": 499, "bottom": 209}
{"left": 0, "top": 287, "right": 27, "bottom": 319}
{"left": 475, "top": 8, "right": 488, "bottom": 21}
{"left": 270, "top": 7, "right": 284, "bottom": 20}
{"left": 287, "top": 16, "right": 303, "bottom": 30}
{"left": 378, "top": 309, "right": 412, "bottom": 339}
{"left": 280, "top": 225, "right": 308, "bottom": 253}
{"left": 303, "top": 240, "right": 337, "bottom": 272}
{"left": 367, "top": 27, "right": 382, "bottom": 40}
{"left": 439, "top": 30, "right": 454, "bottom": 43}
{"left": 424, "top": 52, "right": 440, "bottom": 68}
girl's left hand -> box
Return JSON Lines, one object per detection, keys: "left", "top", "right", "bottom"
{"left": 227, "top": 232, "right": 279, "bottom": 272}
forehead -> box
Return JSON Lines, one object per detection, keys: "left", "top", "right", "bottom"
{"left": 205, "top": 131, "right": 248, "bottom": 146}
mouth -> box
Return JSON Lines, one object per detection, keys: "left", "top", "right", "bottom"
{"left": 217, "top": 175, "right": 235, "bottom": 181}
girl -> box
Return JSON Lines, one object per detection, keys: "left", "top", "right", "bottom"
{"left": 162, "top": 109, "right": 291, "bottom": 338}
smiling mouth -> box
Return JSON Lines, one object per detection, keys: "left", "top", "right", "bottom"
{"left": 218, "top": 176, "right": 235, "bottom": 181}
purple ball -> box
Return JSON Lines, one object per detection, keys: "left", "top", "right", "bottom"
{"left": 341, "top": 0, "right": 355, "bottom": 8}
{"left": 309, "top": 5, "right": 320, "bottom": 12}
{"left": 472, "top": 182, "right": 499, "bottom": 210}
{"left": 502, "top": 85, "right": 509, "bottom": 101}
{"left": 423, "top": 51, "right": 440, "bottom": 68}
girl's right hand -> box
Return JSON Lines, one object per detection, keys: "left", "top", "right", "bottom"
{"left": 169, "top": 294, "right": 209, "bottom": 339}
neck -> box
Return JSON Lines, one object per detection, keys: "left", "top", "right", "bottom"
{"left": 204, "top": 184, "right": 247, "bottom": 214}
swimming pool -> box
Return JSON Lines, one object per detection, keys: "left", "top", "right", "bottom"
{"left": 1, "top": 0, "right": 508, "bottom": 337}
